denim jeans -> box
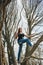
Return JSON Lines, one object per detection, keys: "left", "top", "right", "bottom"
{"left": 17, "top": 38, "right": 32, "bottom": 62}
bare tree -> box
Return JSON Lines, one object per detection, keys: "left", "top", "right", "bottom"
{"left": 21, "top": 0, "right": 43, "bottom": 65}
{"left": 2, "top": 0, "right": 23, "bottom": 65}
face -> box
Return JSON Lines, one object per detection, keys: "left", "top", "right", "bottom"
{"left": 20, "top": 28, "right": 22, "bottom": 32}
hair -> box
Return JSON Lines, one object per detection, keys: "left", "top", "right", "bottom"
{"left": 18, "top": 27, "right": 22, "bottom": 34}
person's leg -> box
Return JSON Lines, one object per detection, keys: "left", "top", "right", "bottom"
{"left": 18, "top": 44, "right": 23, "bottom": 62}
{"left": 18, "top": 38, "right": 32, "bottom": 46}
{"left": 25, "top": 38, "right": 32, "bottom": 46}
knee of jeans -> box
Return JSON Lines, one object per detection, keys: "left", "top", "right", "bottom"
{"left": 26, "top": 38, "right": 29, "bottom": 41}
{"left": 30, "top": 44, "right": 32, "bottom": 46}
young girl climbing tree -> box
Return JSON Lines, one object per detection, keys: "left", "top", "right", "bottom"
{"left": 14, "top": 27, "right": 32, "bottom": 63}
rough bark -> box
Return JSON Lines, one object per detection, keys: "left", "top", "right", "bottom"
{"left": 0, "top": 31, "right": 8, "bottom": 65}
{"left": 0, "top": 0, "right": 11, "bottom": 7}
{"left": 0, "top": 0, "right": 11, "bottom": 65}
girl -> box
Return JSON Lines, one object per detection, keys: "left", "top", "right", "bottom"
{"left": 15, "top": 28, "right": 32, "bottom": 63}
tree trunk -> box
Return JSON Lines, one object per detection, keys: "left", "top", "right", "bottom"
{"left": 0, "top": 7, "right": 8, "bottom": 65}
{"left": 7, "top": 43, "right": 17, "bottom": 65}
{"left": 5, "top": 19, "right": 17, "bottom": 65}
{"left": 0, "top": 1, "right": 11, "bottom": 65}
{"left": 0, "top": 31, "right": 8, "bottom": 65}
{"left": 0, "top": 31, "right": 2, "bottom": 65}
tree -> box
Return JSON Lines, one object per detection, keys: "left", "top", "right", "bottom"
{"left": 21, "top": 0, "right": 43, "bottom": 65}
{"left": 0, "top": 0, "right": 11, "bottom": 65}
{"left": 2, "top": 1, "right": 17, "bottom": 65}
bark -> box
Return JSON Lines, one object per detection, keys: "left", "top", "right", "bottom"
{"left": 7, "top": 42, "right": 17, "bottom": 65}
{"left": 0, "top": 31, "right": 8, "bottom": 65}
{"left": 0, "top": 0, "right": 11, "bottom": 7}
{"left": 0, "top": 0, "right": 12, "bottom": 65}
{"left": 7, "top": 39, "right": 17, "bottom": 65}
{"left": 0, "top": 7, "right": 8, "bottom": 65}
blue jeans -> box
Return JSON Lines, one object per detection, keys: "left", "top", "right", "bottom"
{"left": 17, "top": 38, "right": 32, "bottom": 62}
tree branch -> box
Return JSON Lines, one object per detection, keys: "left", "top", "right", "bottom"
{"left": 23, "top": 55, "right": 43, "bottom": 60}
{"left": 21, "top": 35, "right": 43, "bottom": 63}
{"left": 31, "top": 16, "right": 43, "bottom": 30}
{"left": 31, "top": 56, "right": 43, "bottom": 60}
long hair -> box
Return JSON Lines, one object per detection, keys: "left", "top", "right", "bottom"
{"left": 18, "top": 28, "right": 22, "bottom": 34}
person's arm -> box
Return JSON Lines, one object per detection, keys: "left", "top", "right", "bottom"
{"left": 14, "top": 32, "right": 18, "bottom": 39}
{"left": 24, "top": 34, "right": 33, "bottom": 38}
